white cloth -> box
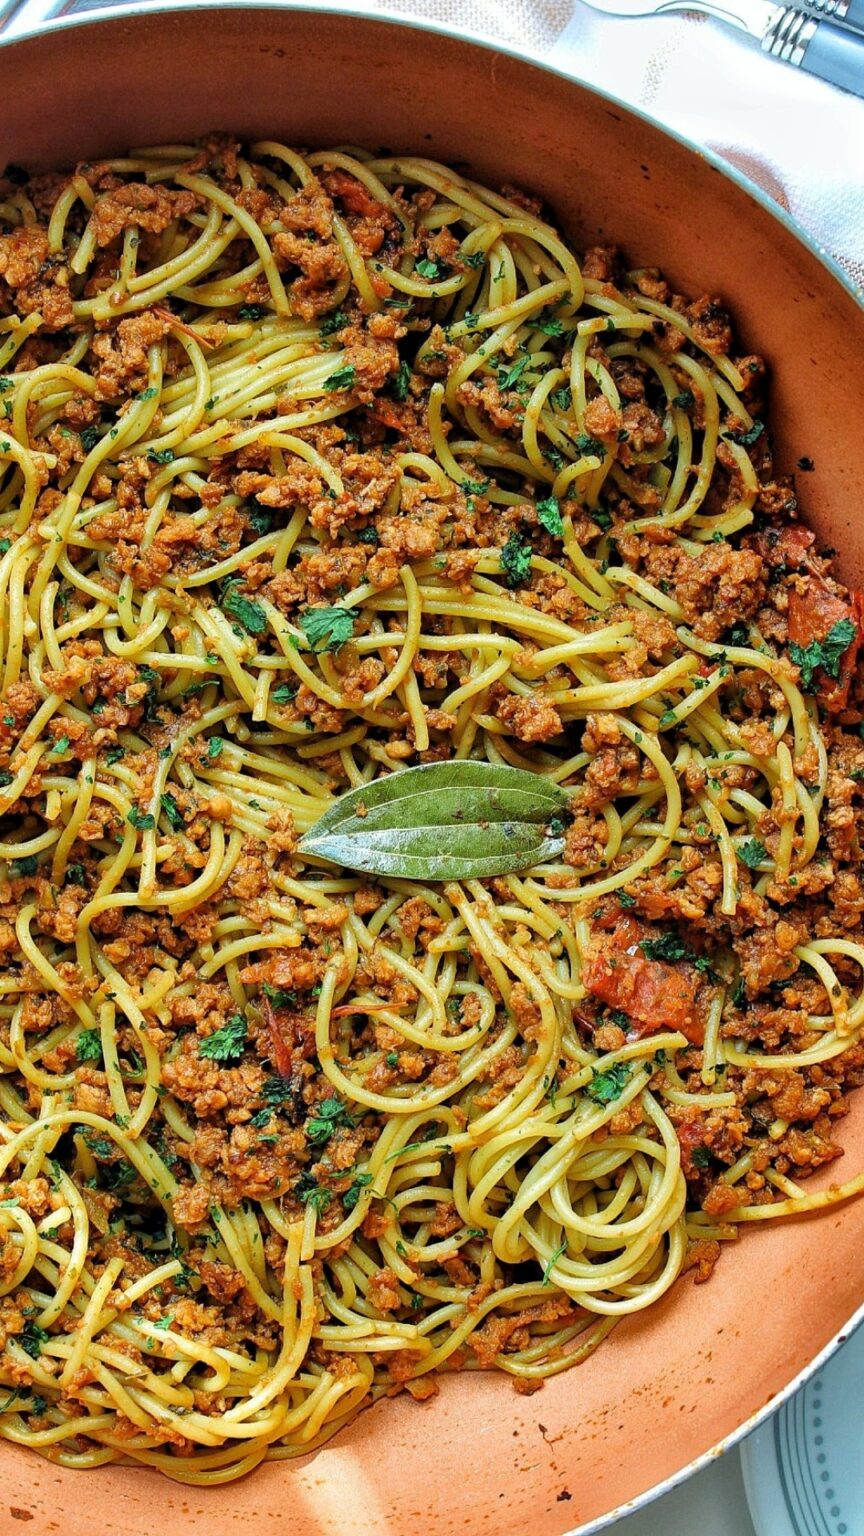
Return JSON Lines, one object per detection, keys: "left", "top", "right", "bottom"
{"left": 357, "top": 0, "right": 864, "bottom": 288}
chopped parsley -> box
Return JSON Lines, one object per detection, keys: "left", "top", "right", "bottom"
{"left": 731, "top": 976, "right": 747, "bottom": 1008}
{"left": 294, "top": 606, "right": 355, "bottom": 653}
{"left": 64, "top": 863, "right": 86, "bottom": 887}
{"left": 80, "top": 425, "right": 101, "bottom": 452}
{"left": 590, "top": 508, "right": 613, "bottom": 532}
{"left": 50, "top": 736, "right": 69, "bottom": 755}
{"left": 146, "top": 449, "right": 175, "bottom": 465}
{"left": 262, "top": 983, "right": 297, "bottom": 1008}
{"left": 19, "top": 1321, "right": 50, "bottom": 1360}
{"left": 790, "top": 617, "right": 856, "bottom": 690}
{"left": 586, "top": 1062, "right": 631, "bottom": 1104}
{"left": 496, "top": 352, "right": 532, "bottom": 390}
{"left": 272, "top": 681, "right": 298, "bottom": 704}
{"left": 127, "top": 808, "right": 156, "bottom": 831}
{"left": 618, "top": 891, "right": 636, "bottom": 908}
{"left": 389, "top": 360, "right": 411, "bottom": 401}
{"left": 550, "top": 386, "right": 572, "bottom": 411}
{"left": 536, "top": 495, "right": 564, "bottom": 538}
{"left": 160, "top": 793, "right": 184, "bottom": 831}
{"left": 672, "top": 389, "right": 694, "bottom": 409}
{"left": 416, "top": 257, "right": 443, "bottom": 279}
{"left": 529, "top": 316, "right": 565, "bottom": 336}
{"left": 207, "top": 737, "right": 224, "bottom": 761}
{"left": 105, "top": 745, "right": 125, "bottom": 765}
{"left": 500, "top": 532, "right": 533, "bottom": 589}
{"left": 238, "top": 303, "right": 267, "bottom": 320}
{"left": 541, "top": 1240, "right": 567, "bottom": 1285}
{"left": 198, "top": 1013, "right": 247, "bottom": 1063}
{"left": 723, "top": 419, "right": 764, "bottom": 447}
{"left": 306, "top": 1096, "right": 356, "bottom": 1146}
{"left": 295, "top": 1172, "right": 332, "bottom": 1213}
{"left": 640, "top": 932, "right": 690, "bottom": 963}
{"left": 574, "top": 432, "right": 604, "bottom": 457}
{"left": 220, "top": 577, "right": 268, "bottom": 637}
{"left": 691, "top": 1145, "right": 712, "bottom": 1169}
{"left": 737, "top": 837, "right": 767, "bottom": 869}
{"left": 10, "top": 855, "right": 38, "bottom": 877}
{"left": 319, "top": 309, "right": 348, "bottom": 336}
{"left": 323, "top": 364, "right": 356, "bottom": 392}
{"left": 343, "top": 1170, "right": 373, "bottom": 1211}
{"left": 76, "top": 1029, "right": 102, "bottom": 1064}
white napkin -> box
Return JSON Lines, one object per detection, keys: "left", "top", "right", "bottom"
{"left": 368, "top": 0, "right": 864, "bottom": 288}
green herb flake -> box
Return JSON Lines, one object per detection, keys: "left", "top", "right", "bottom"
{"left": 295, "top": 1172, "right": 332, "bottom": 1213}
{"left": 323, "top": 364, "right": 356, "bottom": 393}
{"left": 672, "top": 389, "right": 694, "bottom": 409}
{"left": 416, "top": 257, "right": 443, "bottom": 280}
{"left": 389, "top": 360, "right": 411, "bottom": 402}
{"left": 536, "top": 495, "right": 564, "bottom": 538}
{"left": 529, "top": 316, "right": 565, "bottom": 337}
{"left": 207, "top": 737, "right": 224, "bottom": 761}
{"left": 790, "top": 617, "right": 857, "bottom": 690}
{"left": 500, "top": 532, "right": 533, "bottom": 589}
{"left": 723, "top": 419, "right": 764, "bottom": 448}
{"left": 342, "top": 1170, "right": 373, "bottom": 1212}
{"left": 221, "top": 577, "right": 268, "bottom": 637}
{"left": 199, "top": 1013, "right": 247, "bottom": 1064}
{"left": 640, "top": 932, "right": 689, "bottom": 963}
{"left": 127, "top": 808, "right": 156, "bottom": 831}
{"left": 319, "top": 309, "right": 348, "bottom": 336}
{"left": 737, "top": 837, "right": 767, "bottom": 870}
{"left": 76, "top": 1029, "right": 102, "bottom": 1064}
{"left": 19, "top": 1321, "right": 50, "bottom": 1360}
{"left": 541, "top": 1240, "right": 567, "bottom": 1285}
{"left": 294, "top": 606, "right": 355, "bottom": 654}
{"left": 586, "top": 1062, "right": 631, "bottom": 1104}
{"left": 160, "top": 793, "right": 184, "bottom": 831}
{"left": 306, "top": 1096, "right": 356, "bottom": 1146}
{"left": 10, "top": 855, "right": 38, "bottom": 878}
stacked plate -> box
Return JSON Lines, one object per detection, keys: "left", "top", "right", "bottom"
{"left": 742, "top": 1324, "right": 864, "bottom": 1535}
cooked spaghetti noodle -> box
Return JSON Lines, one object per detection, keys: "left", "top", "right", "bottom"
{"left": 0, "top": 137, "right": 862, "bottom": 1482}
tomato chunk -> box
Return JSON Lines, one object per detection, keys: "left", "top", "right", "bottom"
{"left": 788, "top": 581, "right": 863, "bottom": 713}
{"left": 582, "top": 918, "right": 703, "bottom": 1044}
{"left": 755, "top": 525, "right": 816, "bottom": 570}
{"left": 324, "top": 169, "right": 384, "bottom": 220}
{"left": 583, "top": 949, "right": 703, "bottom": 1044}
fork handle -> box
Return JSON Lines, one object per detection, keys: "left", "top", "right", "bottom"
{"left": 800, "top": 15, "right": 864, "bottom": 91}
{"left": 764, "top": 7, "right": 864, "bottom": 95}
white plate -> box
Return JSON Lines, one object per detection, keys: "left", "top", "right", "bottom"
{"left": 741, "top": 1323, "right": 864, "bottom": 1536}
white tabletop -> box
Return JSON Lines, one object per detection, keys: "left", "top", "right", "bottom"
{"left": 607, "top": 1450, "right": 757, "bottom": 1536}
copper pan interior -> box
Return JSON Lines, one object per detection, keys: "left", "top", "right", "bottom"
{"left": 1, "top": 8, "right": 863, "bottom": 1533}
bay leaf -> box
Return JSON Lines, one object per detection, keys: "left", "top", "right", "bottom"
{"left": 297, "top": 760, "right": 569, "bottom": 880}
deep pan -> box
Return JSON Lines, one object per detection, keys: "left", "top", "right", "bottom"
{"left": 0, "top": 6, "right": 863, "bottom": 1534}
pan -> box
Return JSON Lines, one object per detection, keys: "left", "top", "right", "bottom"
{"left": 0, "top": 6, "right": 862, "bottom": 1532}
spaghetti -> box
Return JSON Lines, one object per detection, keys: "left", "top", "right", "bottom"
{"left": 0, "top": 137, "right": 861, "bottom": 1482}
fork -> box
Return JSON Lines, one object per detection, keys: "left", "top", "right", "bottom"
{"left": 578, "top": 0, "right": 864, "bottom": 96}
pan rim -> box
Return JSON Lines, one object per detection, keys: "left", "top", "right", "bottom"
{"left": 0, "top": 5, "right": 862, "bottom": 1530}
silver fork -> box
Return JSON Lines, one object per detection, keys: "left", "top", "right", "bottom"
{"left": 579, "top": 0, "right": 864, "bottom": 96}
